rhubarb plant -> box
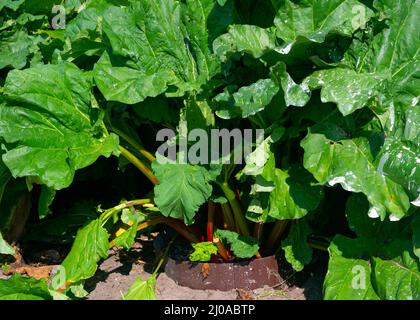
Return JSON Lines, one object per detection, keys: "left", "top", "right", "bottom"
{"left": 0, "top": 0, "right": 418, "bottom": 300}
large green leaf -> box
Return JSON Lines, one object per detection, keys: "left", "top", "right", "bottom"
{"left": 94, "top": 0, "right": 234, "bottom": 104}
{"left": 323, "top": 236, "right": 380, "bottom": 300}
{"left": 0, "top": 274, "right": 52, "bottom": 300}
{"left": 152, "top": 162, "right": 213, "bottom": 225}
{"left": 274, "top": 0, "right": 373, "bottom": 46}
{"left": 304, "top": 0, "right": 419, "bottom": 118}
{"left": 245, "top": 150, "right": 323, "bottom": 222}
{"left": 59, "top": 219, "right": 109, "bottom": 285}
{"left": 213, "top": 25, "right": 277, "bottom": 61}
{"left": 214, "top": 79, "right": 279, "bottom": 119}
{"left": 265, "top": 158, "right": 324, "bottom": 220}
{"left": 0, "top": 30, "right": 37, "bottom": 70}
{"left": 0, "top": 63, "right": 119, "bottom": 190}
{"left": 304, "top": 69, "right": 388, "bottom": 116}
{"left": 301, "top": 132, "right": 410, "bottom": 220}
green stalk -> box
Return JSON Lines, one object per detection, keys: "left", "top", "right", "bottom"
{"left": 111, "top": 126, "right": 156, "bottom": 162}
{"left": 152, "top": 236, "right": 176, "bottom": 277}
{"left": 119, "top": 146, "right": 159, "bottom": 185}
{"left": 100, "top": 199, "right": 152, "bottom": 226}
{"left": 220, "top": 202, "right": 235, "bottom": 231}
{"left": 219, "top": 182, "right": 249, "bottom": 236}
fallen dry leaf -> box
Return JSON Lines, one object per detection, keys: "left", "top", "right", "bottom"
{"left": 3, "top": 265, "right": 55, "bottom": 280}
{"left": 200, "top": 263, "right": 210, "bottom": 279}
{"left": 236, "top": 289, "right": 255, "bottom": 300}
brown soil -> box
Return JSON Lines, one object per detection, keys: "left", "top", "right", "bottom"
{"left": 1, "top": 239, "right": 324, "bottom": 300}
{"left": 84, "top": 241, "right": 323, "bottom": 300}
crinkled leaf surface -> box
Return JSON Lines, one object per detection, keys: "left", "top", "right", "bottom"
{"left": 323, "top": 236, "right": 380, "bottom": 300}
{"left": 214, "top": 79, "right": 279, "bottom": 119}
{"left": 216, "top": 229, "right": 259, "bottom": 259}
{"left": 372, "top": 256, "right": 420, "bottom": 300}
{"left": 94, "top": 0, "right": 234, "bottom": 104}
{"left": 213, "top": 25, "right": 277, "bottom": 61}
{"left": 0, "top": 30, "right": 36, "bottom": 70}
{"left": 274, "top": 0, "right": 373, "bottom": 45}
{"left": 0, "top": 274, "right": 52, "bottom": 300}
{"left": 189, "top": 242, "right": 218, "bottom": 262}
{"left": 303, "top": 0, "right": 419, "bottom": 118}
{"left": 262, "top": 157, "right": 324, "bottom": 220}
{"left": 152, "top": 162, "right": 213, "bottom": 225}
{"left": 301, "top": 132, "right": 410, "bottom": 220}
{"left": 0, "top": 63, "right": 119, "bottom": 190}
{"left": 59, "top": 219, "right": 109, "bottom": 285}
{"left": 271, "top": 62, "right": 311, "bottom": 107}
{"left": 375, "top": 139, "right": 420, "bottom": 197}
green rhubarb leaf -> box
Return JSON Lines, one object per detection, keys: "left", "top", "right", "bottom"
{"left": 274, "top": 0, "right": 373, "bottom": 46}
{"left": 58, "top": 219, "right": 109, "bottom": 285}
{"left": 281, "top": 220, "right": 313, "bottom": 272}
{"left": 0, "top": 0, "right": 25, "bottom": 11}
{"left": 214, "top": 79, "right": 279, "bottom": 119}
{"left": 216, "top": 230, "right": 259, "bottom": 259}
{"left": 213, "top": 24, "right": 277, "bottom": 61}
{"left": 238, "top": 136, "right": 273, "bottom": 177}
{"left": 301, "top": 132, "right": 410, "bottom": 220}
{"left": 0, "top": 63, "right": 119, "bottom": 190}
{"left": 304, "top": 69, "right": 388, "bottom": 116}
{"left": 323, "top": 236, "right": 380, "bottom": 300}
{"left": 123, "top": 276, "right": 156, "bottom": 300}
{"left": 94, "top": 0, "right": 234, "bottom": 104}
{"left": 271, "top": 62, "right": 311, "bottom": 107}
{"left": 113, "top": 208, "right": 139, "bottom": 250}
{"left": 0, "top": 30, "right": 37, "bottom": 70}
{"left": 189, "top": 242, "right": 218, "bottom": 262}
{"left": 304, "top": 0, "right": 419, "bottom": 120}
{"left": 152, "top": 162, "right": 213, "bottom": 225}
{"left": 263, "top": 157, "right": 324, "bottom": 220}
{"left": 0, "top": 274, "right": 52, "bottom": 300}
